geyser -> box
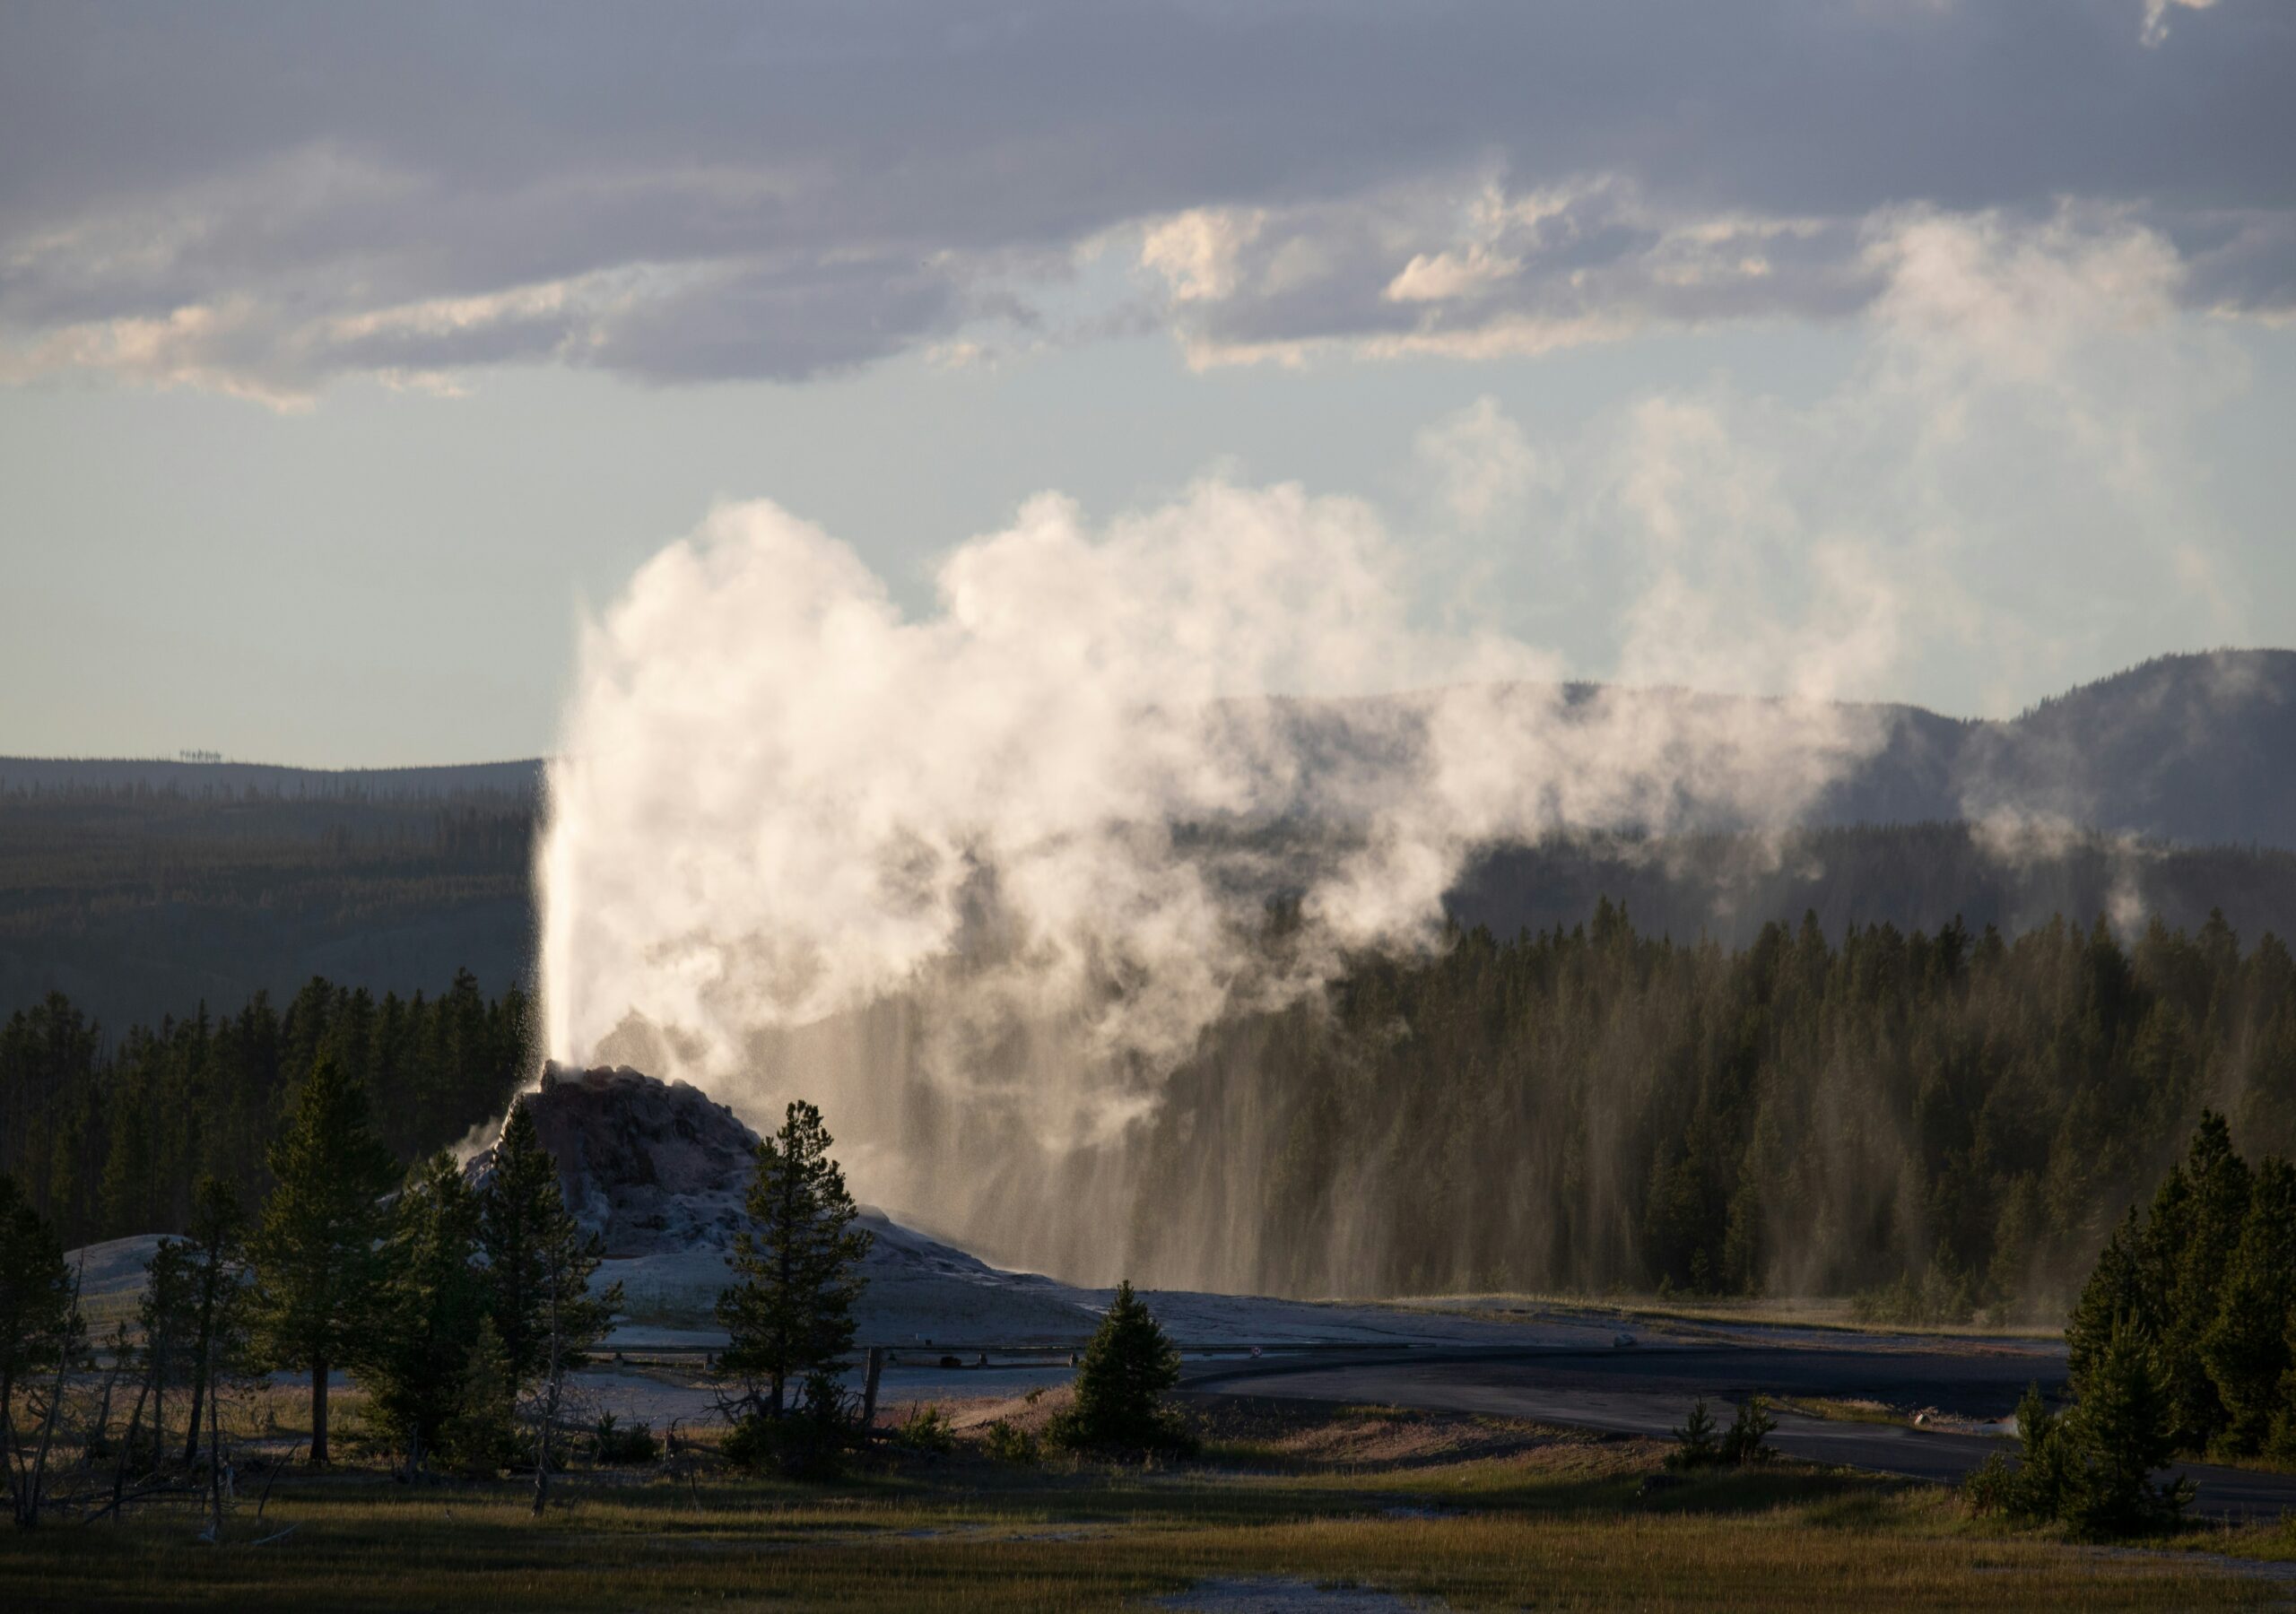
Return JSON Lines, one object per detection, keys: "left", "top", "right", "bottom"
{"left": 538, "top": 480, "right": 1887, "bottom": 1286}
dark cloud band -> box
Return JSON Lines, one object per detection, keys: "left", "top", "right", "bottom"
{"left": 1, "top": 0, "right": 2284, "bottom": 396}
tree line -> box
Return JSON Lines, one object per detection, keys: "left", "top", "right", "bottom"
{"left": 1126, "top": 902, "right": 2296, "bottom": 1313}
{"left": 1, "top": 973, "right": 531, "bottom": 1250}
{"left": 11, "top": 900, "right": 2294, "bottom": 1322}
{"left": 2066, "top": 1111, "right": 2296, "bottom": 1462}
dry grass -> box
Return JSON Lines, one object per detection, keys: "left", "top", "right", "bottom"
{"left": 1386, "top": 1292, "right": 2064, "bottom": 1341}
{"left": 2, "top": 1398, "right": 2279, "bottom": 1611}
{"left": 1771, "top": 1396, "right": 1923, "bottom": 1428}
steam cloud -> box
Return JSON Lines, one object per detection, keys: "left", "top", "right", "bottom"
{"left": 538, "top": 478, "right": 1883, "bottom": 1262}
{"left": 535, "top": 209, "right": 2235, "bottom": 1283}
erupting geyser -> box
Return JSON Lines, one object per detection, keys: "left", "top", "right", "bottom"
{"left": 537, "top": 483, "right": 1890, "bottom": 1286}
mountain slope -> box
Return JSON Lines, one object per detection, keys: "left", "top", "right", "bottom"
{"left": 4, "top": 650, "right": 2292, "bottom": 1026}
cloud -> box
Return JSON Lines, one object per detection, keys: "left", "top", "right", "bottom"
{"left": 1141, "top": 211, "right": 1265, "bottom": 305}
{"left": 1, "top": 1, "right": 2287, "bottom": 400}
{"left": 1386, "top": 245, "right": 1525, "bottom": 305}
{"left": 2144, "top": 0, "right": 2218, "bottom": 47}
{"left": 1144, "top": 175, "right": 1866, "bottom": 369}
{"left": 1344, "top": 208, "right": 2247, "bottom": 728}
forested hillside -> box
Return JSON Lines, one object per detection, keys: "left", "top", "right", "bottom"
{"left": 0, "top": 783, "right": 534, "bottom": 1029}
{"left": 1454, "top": 823, "right": 2296, "bottom": 950}
{"left": 1126, "top": 904, "right": 2296, "bottom": 1316}
{"left": 1796, "top": 649, "right": 2296, "bottom": 846}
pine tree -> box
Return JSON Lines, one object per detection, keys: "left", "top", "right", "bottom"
{"left": 2159, "top": 1111, "right": 2250, "bottom": 1448}
{"left": 2274, "top": 1309, "right": 2296, "bottom": 1460}
{"left": 2059, "top": 1321, "right": 2192, "bottom": 1538}
{"left": 716, "top": 1101, "right": 874, "bottom": 1417}
{"left": 1048, "top": 1280, "right": 1187, "bottom": 1454}
{"left": 468, "top": 1099, "right": 618, "bottom": 1513}
{"left": 1666, "top": 1397, "right": 1722, "bottom": 1471}
{"left": 526, "top": 1197, "right": 620, "bottom": 1516}
{"left": 363, "top": 1153, "right": 487, "bottom": 1472}
{"left": 439, "top": 1316, "right": 516, "bottom": 1479}
{"left": 0, "top": 1175, "right": 73, "bottom": 1475}
{"left": 178, "top": 1176, "right": 246, "bottom": 1469}
{"left": 136, "top": 1238, "right": 196, "bottom": 1471}
{"left": 1722, "top": 1394, "right": 1776, "bottom": 1464}
{"left": 2066, "top": 1208, "right": 2145, "bottom": 1396}
{"left": 247, "top": 1054, "right": 399, "bottom": 1464}
{"left": 2201, "top": 1157, "right": 2296, "bottom": 1454}
{"left": 477, "top": 1102, "right": 562, "bottom": 1385}
{"left": 2011, "top": 1382, "right": 2069, "bottom": 1520}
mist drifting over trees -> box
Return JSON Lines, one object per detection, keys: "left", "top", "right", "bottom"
{"left": 534, "top": 473, "right": 2295, "bottom": 1306}
{"left": 7, "top": 901, "right": 2288, "bottom": 1318}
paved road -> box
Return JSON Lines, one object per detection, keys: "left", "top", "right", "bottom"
{"left": 1187, "top": 1343, "right": 2296, "bottom": 1522}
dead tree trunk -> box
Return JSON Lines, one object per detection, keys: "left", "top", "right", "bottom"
{"left": 204, "top": 1367, "right": 223, "bottom": 1541}
{"left": 531, "top": 1270, "right": 563, "bottom": 1519}
{"left": 147, "top": 1346, "right": 167, "bottom": 1476}
{"left": 309, "top": 1358, "right": 329, "bottom": 1465}
{"left": 861, "top": 1348, "right": 883, "bottom": 1431}
{"left": 109, "top": 1370, "right": 152, "bottom": 1523}
{"left": 183, "top": 1338, "right": 207, "bottom": 1470}
{"left": 20, "top": 1266, "right": 83, "bottom": 1528}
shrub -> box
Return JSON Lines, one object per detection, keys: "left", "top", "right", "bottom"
{"left": 721, "top": 1410, "right": 774, "bottom": 1473}
{"left": 1665, "top": 1395, "right": 1774, "bottom": 1470}
{"left": 898, "top": 1403, "right": 956, "bottom": 1455}
{"left": 1721, "top": 1395, "right": 1776, "bottom": 1464}
{"left": 1665, "top": 1398, "right": 1722, "bottom": 1471}
{"left": 437, "top": 1317, "right": 518, "bottom": 1478}
{"left": 983, "top": 1418, "right": 1040, "bottom": 1465}
{"left": 1968, "top": 1346, "right": 2196, "bottom": 1540}
{"left": 591, "top": 1412, "right": 659, "bottom": 1466}
{"left": 1962, "top": 1384, "right": 2066, "bottom": 1524}
{"left": 724, "top": 1371, "right": 857, "bottom": 1480}
{"left": 1849, "top": 1268, "right": 1976, "bottom": 1328}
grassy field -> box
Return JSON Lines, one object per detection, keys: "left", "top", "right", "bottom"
{"left": 5, "top": 1396, "right": 2291, "bottom": 1611}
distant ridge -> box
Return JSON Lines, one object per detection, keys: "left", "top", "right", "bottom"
{"left": 0, "top": 756, "right": 543, "bottom": 799}
{"left": 1241, "top": 646, "right": 2296, "bottom": 851}
{"left": 4, "top": 647, "right": 2290, "bottom": 837}
{"left": 3, "top": 649, "right": 2293, "bottom": 1027}
{"left": 1804, "top": 647, "right": 2296, "bottom": 848}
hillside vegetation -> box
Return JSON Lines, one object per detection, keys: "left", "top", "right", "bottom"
{"left": 0, "top": 785, "right": 534, "bottom": 1029}
{"left": 11, "top": 903, "right": 2292, "bottom": 1323}
{"left": 1125, "top": 904, "right": 2296, "bottom": 1315}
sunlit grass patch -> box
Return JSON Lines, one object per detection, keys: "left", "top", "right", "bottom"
{"left": 1771, "top": 1396, "right": 1906, "bottom": 1425}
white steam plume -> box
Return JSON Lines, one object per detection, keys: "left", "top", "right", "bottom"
{"left": 535, "top": 206, "right": 2231, "bottom": 1282}
{"left": 539, "top": 477, "right": 1883, "bottom": 1252}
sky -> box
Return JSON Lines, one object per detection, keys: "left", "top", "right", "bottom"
{"left": 2, "top": 0, "right": 2292, "bottom": 768}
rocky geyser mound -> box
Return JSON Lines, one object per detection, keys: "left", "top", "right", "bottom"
{"left": 471, "top": 1063, "right": 761, "bottom": 1256}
